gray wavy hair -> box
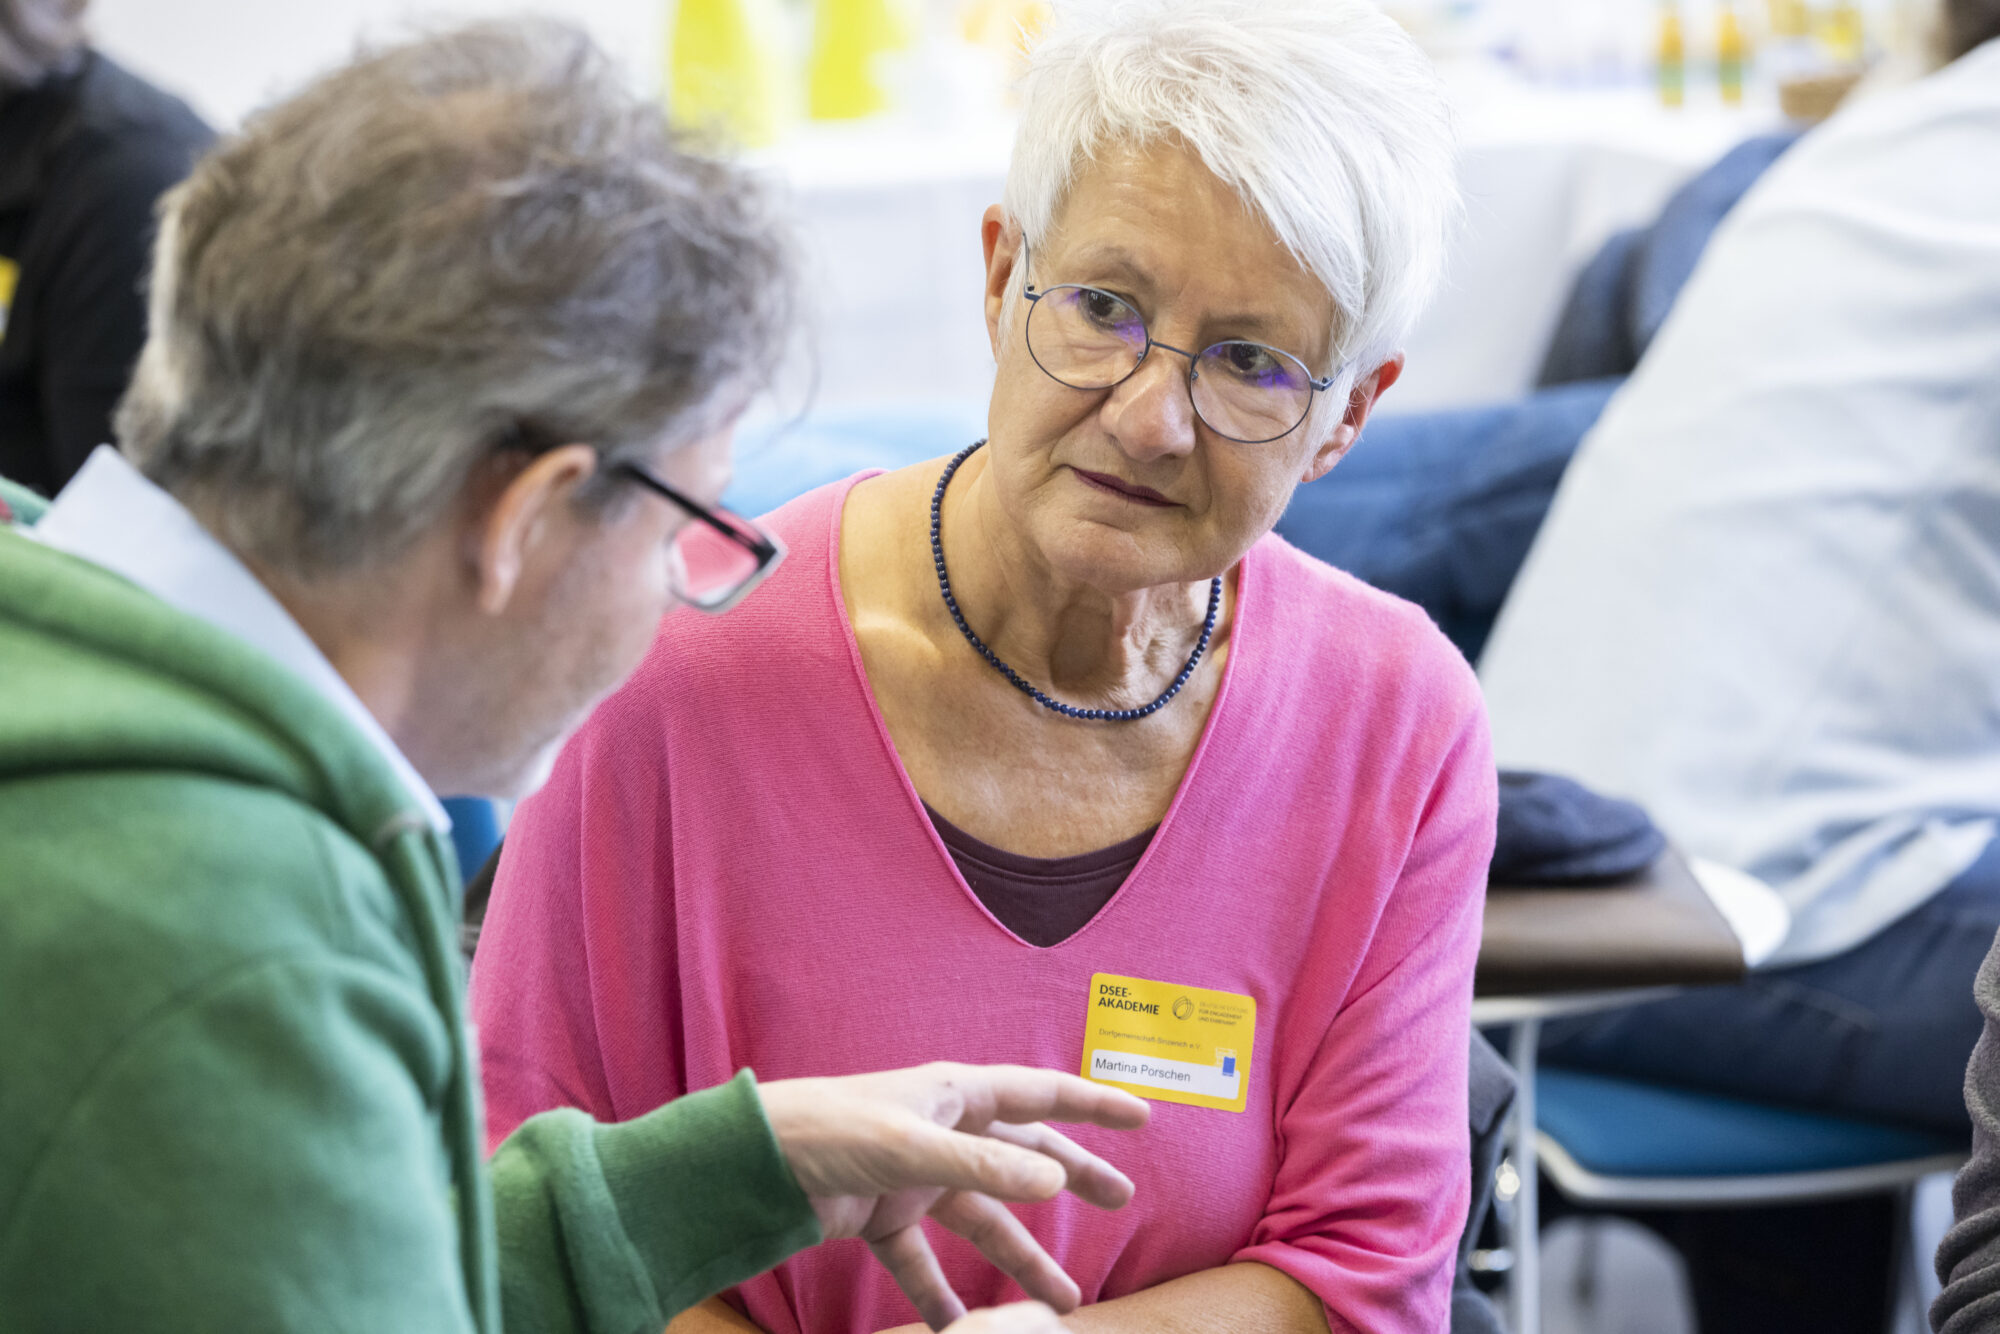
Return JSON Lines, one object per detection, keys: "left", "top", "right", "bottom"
{"left": 118, "top": 19, "right": 793, "bottom": 577}
{"left": 0, "top": 0, "right": 86, "bottom": 89}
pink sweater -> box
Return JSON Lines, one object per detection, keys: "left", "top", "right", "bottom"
{"left": 471, "top": 476, "right": 1495, "bottom": 1334}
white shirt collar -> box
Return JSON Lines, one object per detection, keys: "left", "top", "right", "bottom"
{"left": 31, "top": 447, "right": 452, "bottom": 833}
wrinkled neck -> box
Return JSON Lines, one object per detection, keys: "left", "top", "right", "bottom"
{"left": 937, "top": 451, "right": 1216, "bottom": 707}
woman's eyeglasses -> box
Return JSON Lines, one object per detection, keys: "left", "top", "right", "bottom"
{"left": 611, "top": 461, "right": 784, "bottom": 613}
{"left": 1021, "top": 266, "right": 1333, "bottom": 445}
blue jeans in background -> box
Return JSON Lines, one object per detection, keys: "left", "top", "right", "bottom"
{"left": 1544, "top": 831, "right": 2000, "bottom": 1134}
{"left": 1276, "top": 378, "right": 1621, "bottom": 662}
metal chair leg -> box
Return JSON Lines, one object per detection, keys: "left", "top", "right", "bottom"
{"left": 1507, "top": 1018, "right": 1542, "bottom": 1334}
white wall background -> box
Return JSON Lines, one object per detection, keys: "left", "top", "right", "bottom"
{"left": 74, "top": 0, "right": 1830, "bottom": 415}
{"left": 88, "top": 0, "right": 669, "bottom": 129}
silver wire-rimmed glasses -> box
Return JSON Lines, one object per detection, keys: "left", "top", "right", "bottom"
{"left": 1021, "top": 265, "right": 1334, "bottom": 444}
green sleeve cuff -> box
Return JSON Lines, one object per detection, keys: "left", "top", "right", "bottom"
{"left": 492, "top": 1070, "right": 821, "bottom": 1333}
{"left": 592, "top": 1069, "right": 822, "bottom": 1318}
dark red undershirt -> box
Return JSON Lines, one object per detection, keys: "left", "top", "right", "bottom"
{"left": 923, "top": 803, "right": 1157, "bottom": 947}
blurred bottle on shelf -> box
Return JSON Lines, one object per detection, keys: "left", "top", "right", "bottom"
{"left": 1717, "top": 1, "right": 1749, "bottom": 103}
{"left": 1820, "top": 0, "right": 1867, "bottom": 64}
{"left": 1657, "top": 0, "right": 1686, "bottom": 105}
{"left": 1762, "top": 0, "right": 1819, "bottom": 79}
{"left": 1766, "top": 0, "right": 1811, "bottom": 37}
{"left": 808, "top": 0, "right": 916, "bottom": 120}
{"left": 668, "top": 0, "right": 787, "bottom": 146}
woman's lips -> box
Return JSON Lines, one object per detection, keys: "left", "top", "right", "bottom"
{"left": 1071, "top": 467, "right": 1177, "bottom": 507}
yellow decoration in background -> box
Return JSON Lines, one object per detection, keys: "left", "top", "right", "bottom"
{"left": 668, "top": 0, "right": 784, "bottom": 147}
{"left": 1766, "top": 0, "right": 1810, "bottom": 40}
{"left": 1717, "top": 2, "right": 1749, "bottom": 105}
{"left": 1657, "top": 1, "right": 1686, "bottom": 107}
{"left": 807, "top": 0, "right": 913, "bottom": 121}
{"left": 1820, "top": 0, "right": 1866, "bottom": 65}
{"left": 960, "top": 0, "right": 1050, "bottom": 55}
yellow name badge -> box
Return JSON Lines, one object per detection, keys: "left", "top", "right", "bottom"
{"left": 1079, "top": 972, "right": 1256, "bottom": 1113}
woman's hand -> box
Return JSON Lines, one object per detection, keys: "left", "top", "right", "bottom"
{"left": 756, "top": 1063, "right": 1147, "bottom": 1330}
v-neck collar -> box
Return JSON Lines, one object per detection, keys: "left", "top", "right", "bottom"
{"left": 821, "top": 467, "right": 1256, "bottom": 951}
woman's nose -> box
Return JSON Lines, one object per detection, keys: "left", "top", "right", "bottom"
{"left": 1100, "top": 345, "right": 1198, "bottom": 461}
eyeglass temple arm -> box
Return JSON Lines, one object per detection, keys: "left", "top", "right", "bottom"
{"left": 612, "top": 462, "right": 776, "bottom": 559}
{"left": 1020, "top": 239, "right": 1042, "bottom": 302}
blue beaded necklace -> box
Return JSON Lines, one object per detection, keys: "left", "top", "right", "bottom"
{"left": 930, "top": 440, "right": 1222, "bottom": 723}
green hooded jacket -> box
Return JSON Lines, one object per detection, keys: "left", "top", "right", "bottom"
{"left": 0, "top": 491, "right": 819, "bottom": 1331}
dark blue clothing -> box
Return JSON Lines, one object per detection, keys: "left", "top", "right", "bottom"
{"left": 1277, "top": 378, "right": 1620, "bottom": 662}
{"left": 1274, "top": 132, "right": 1801, "bottom": 666}
{"left": 1490, "top": 770, "right": 1664, "bottom": 885}
{"left": 1543, "top": 835, "right": 2000, "bottom": 1136}
{"left": 1536, "top": 132, "right": 1801, "bottom": 388}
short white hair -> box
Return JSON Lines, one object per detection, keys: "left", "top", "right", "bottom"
{"left": 1003, "top": 0, "right": 1458, "bottom": 381}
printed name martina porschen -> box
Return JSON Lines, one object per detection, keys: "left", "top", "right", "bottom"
{"left": 1093, "top": 1055, "right": 1193, "bottom": 1083}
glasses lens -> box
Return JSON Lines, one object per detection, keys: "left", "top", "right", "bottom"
{"left": 670, "top": 507, "right": 768, "bottom": 609}
{"left": 1026, "top": 285, "right": 1148, "bottom": 389}
{"left": 1192, "top": 341, "right": 1316, "bottom": 443}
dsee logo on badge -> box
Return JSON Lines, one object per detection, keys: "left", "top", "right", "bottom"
{"left": 1171, "top": 996, "right": 1194, "bottom": 1020}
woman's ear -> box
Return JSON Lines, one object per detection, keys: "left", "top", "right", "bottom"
{"left": 1302, "top": 355, "right": 1404, "bottom": 484}
{"left": 470, "top": 444, "right": 600, "bottom": 616}
{"left": 982, "top": 206, "right": 1024, "bottom": 360}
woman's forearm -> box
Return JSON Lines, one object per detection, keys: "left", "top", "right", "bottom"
{"left": 667, "top": 1295, "right": 768, "bottom": 1334}
{"left": 877, "top": 1262, "right": 1329, "bottom": 1334}
{"left": 1060, "top": 1262, "right": 1329, "bottom": 1334}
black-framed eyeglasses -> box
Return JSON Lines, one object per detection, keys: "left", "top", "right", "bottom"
{"left": 1021, "top": 259, "right": 1334, "bottom": 445}
{"left": 611, "top": 461, "right": 785, "bottom": 613}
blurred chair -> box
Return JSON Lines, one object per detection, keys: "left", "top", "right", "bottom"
{"left": 441, "top": 796, "right": 503, "bottom": 891}
{"left": 725, "top": 398, "right": 989, "bottom": 517}
{"left": 1534, "top": 1067, "right": 1966, "bottom": 1333}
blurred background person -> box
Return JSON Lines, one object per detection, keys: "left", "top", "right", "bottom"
{"left": 1468, "top": 4, "right": 2000, "bottom": 1329}
{"left": 0, "top": 0, "right": 210, "bottom": 496}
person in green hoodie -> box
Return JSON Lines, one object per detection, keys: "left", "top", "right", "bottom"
{"left": 0, "top": 18, "right": 1149, "bottom": 1334}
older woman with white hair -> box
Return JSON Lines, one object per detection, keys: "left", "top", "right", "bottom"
{"left": 471, "top": 2, "right": 1490, "bottom": 1332}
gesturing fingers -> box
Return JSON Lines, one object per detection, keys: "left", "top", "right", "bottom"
{"left": 870, "top": 1221, "right": 968, "bottom": 1332}
{"left": 931, "top": 1191, "right": 1083, "bottom": 1314}
{"left": 981, "top": 1120, "right": 1136, "bottom": 1211}
{"left": 878, "top": 1116, "right": 1070, "bottom": 1202}
{"left": 923, "top": 1064, "right": 1150, "bottom": 1134}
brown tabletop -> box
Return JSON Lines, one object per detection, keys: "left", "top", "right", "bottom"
{"left": 1475, "top": 846, "right": 1747, "bottom": 997}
